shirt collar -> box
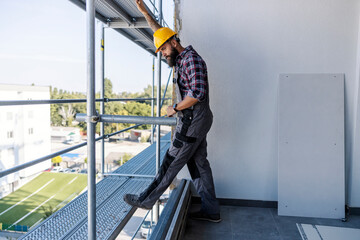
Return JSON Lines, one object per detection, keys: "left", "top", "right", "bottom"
{"left": 176, "top": 45, "right": 193, "bottom": 63}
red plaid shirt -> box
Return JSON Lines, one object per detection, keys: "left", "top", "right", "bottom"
{"left": 175, "top": 45, "right": 208, "bottom": 102}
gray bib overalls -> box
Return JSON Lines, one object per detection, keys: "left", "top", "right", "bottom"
{"left": 138, "top": 60, "right": 220, "bottom": 215}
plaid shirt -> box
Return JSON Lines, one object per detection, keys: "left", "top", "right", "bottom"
{"left": 175, "top": 45, "right": 208, "bottom": 102}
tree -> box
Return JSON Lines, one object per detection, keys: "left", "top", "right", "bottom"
{"left": 118, "top": 84, "right": 173, "bottom": 108}
{"left": 105, "top": 78, "right": 113, "bottom": 98}
{"left": 58, "top": 104, "right": 76, "bottom": 126}
{"left": 50, "top": 87, "right": 62, "bottom": 126}
{"left": 118, "top": 153, "right": 133, "bottom": 165}
{"left": 49, "top": 78, "right": 172, "bottom": 135}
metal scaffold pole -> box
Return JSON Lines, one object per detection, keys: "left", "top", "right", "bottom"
{"left": 154, "top": 0, "right": 163, "bottom": 223}
{"left": 86, "top": 0, "right": 96, "bottom": 239}
{"left": 151, "top": 57, "right": 155, "bottom": 144}
{"left": 76, "top": 113, "right": 176, "bottom": 125}
{"left": 100, "top": 25, "right": 105, "bottom": 176}
{"left": 151, "top": 0, "right": 156, "bottom": 146}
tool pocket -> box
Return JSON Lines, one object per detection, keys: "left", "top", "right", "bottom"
{"left": 173, "top": 138, "right": 183, "bottom": 148}
{"left": 176, "top": 109, "right": 197, "bottom": 144}
{"left": 176, "top": 132, "right": 196, "bottom": 143}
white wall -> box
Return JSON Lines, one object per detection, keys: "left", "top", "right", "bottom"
{"left": 177, "top": 0, "right": 360, "bottom": 206}
{"left": 21, "top": 88, "right": 51, "bottom": 177}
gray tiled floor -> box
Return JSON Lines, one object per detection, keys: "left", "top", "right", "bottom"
{"left": 183, "top": 204, "right": 360, "bottom": 240}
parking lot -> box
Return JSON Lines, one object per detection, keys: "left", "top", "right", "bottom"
{"left": 51, "top": 139, "right": 151, "bottom": 172}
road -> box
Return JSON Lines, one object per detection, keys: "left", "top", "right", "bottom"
{"left": 52, "top": 139, "right": 150, "bottom": 159}
{"left": 116, "top": 208, "right": 148, "bottom": 240}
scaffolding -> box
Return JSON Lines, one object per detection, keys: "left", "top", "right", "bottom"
{"left": 0, "top": 0, "right": 174, "bottom": 239}
{"left": 19, "top": 135, "right": 172, "bottom": 239}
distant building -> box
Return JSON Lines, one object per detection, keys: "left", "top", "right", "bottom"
{"left": 51, "top": 126, "right": 81, "bottom": 144}
{"left": 0, "top": 84, "right": 51, "bottom": 197}
{"left": 59, "top": 152, "right": 86, "bottom": 169}
{"left": 129, "top": 127, "right": 171, "bottom": 142}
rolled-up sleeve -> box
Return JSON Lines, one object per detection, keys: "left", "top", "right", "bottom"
{"left": 184, "top": 54, "right": 207, "bottom": 102}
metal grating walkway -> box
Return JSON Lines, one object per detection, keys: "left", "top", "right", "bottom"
{"left": 20, "top": 133, "right": 171, "bottom": 240}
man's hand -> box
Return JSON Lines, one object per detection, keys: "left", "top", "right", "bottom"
{"left": 167, "top": 106, "right": 176, "bottom": 117}
{"left": 135, "top": 0, "right": 148, "bottom": 15}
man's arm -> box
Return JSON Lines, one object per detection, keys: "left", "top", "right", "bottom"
{"left": 167, "top": 96, "right": 199, "bottom": 117}
{"left": 135, "top": 0, "right": 162, "bottom": 32}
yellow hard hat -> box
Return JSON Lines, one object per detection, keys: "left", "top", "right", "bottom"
{"left": 153, "top": 27, "right": 177, "bottom": 53}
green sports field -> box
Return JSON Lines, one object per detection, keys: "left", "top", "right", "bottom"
{"left": 0, "top": 172, "right": 87, "bottom": 229}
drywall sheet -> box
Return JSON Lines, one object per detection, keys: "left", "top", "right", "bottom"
{"left": 278, "top": 74, "right": 345, "bottom": 218}
{"left": 297, "top": 224, "right": 360, "bottom": 240}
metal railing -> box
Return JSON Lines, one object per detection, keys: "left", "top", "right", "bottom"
{"left": 0, "top": 98, "right": 164, "bottom": 106}
{"left": 0, "top": 0, "right": 170, "bottom": 238}
{"left": 0, "top": 64, "right": 173, "bottom": 178}
{"left": 147, "top": 0, "right": 170, "bottom": 28}
{"left": 0, "top": 88, "right": 172, "bottom": 237}
{"left": 0, "top": 120, "right": 151, "bottom": 178}
{"left": 0, "top": 68, "right": 173, "bottom": 187}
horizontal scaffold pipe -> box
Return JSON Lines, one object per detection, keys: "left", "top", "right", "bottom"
{"left": 76, "top": 113, "right": 177, "bottom": 125}
{"left": 103, "top": 173, "right": 155, "bottom": 178}
{"left": 0, "top": 123, "right": 145, "bottom": 178}
{"left": 0, "top": 98, "right": 170, "bottom": 106}
{"left": 107, "top": 97, "right": 170, "bottom": 102}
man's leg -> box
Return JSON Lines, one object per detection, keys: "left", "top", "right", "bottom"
{"left": 124, "top": 133, "right": 203, "bottom": 209}
{"left": 137, "top": 149, "right": 175, "bottom": 202}
{"left": 186, "top": 137, "right": 220, "bottom": 224}
{"left": 189, "top": 137, "right": 220, "bottom": 215}
{"left": 139, "top": 137, "right": 203, "bottom": 208}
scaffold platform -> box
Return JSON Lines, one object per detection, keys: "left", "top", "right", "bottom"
{"left": 20, "top": 133, "right": 171, "bottom": 240}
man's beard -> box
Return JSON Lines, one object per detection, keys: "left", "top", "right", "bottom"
{"left": 166, "top": 47, "right": 179, "bottom": 67}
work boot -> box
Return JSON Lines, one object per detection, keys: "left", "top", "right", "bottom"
{"left": 123, "top": 194, "right": 152, "bottom": 210}
{"left": 190, "top": 211, "right": 222, "bottom": 223}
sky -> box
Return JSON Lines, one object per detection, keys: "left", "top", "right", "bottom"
{"left": 0, "top": 0, "right": 173, "bottom": 94}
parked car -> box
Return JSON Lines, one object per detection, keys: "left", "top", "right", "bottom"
{"left": 43, "top": 167, "right": 53, "bottom": 172}
{"left": 63, "top": 168, "right": 71, "bottom": 173}
{"left": 51, "top": 167, "right": 63, "bottom": 172}
{"left": 70, "top": 167, "right": 80, "bottom": 173}
{"left": 159, "top": 194, "right": 169, "bottom": 205}
{"left": 79, "top": 169, "right": 87, "bottom": 174}
{"left": 140, "top": 221, "right": 155, "bottom": 238}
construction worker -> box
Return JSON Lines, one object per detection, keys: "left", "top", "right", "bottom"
{"left": 123, "top": 0, "right": 221, "bottom": 223}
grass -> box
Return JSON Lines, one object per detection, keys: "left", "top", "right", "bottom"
{"left": 0, "top": 172, "right": 87, "bottom": 228}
